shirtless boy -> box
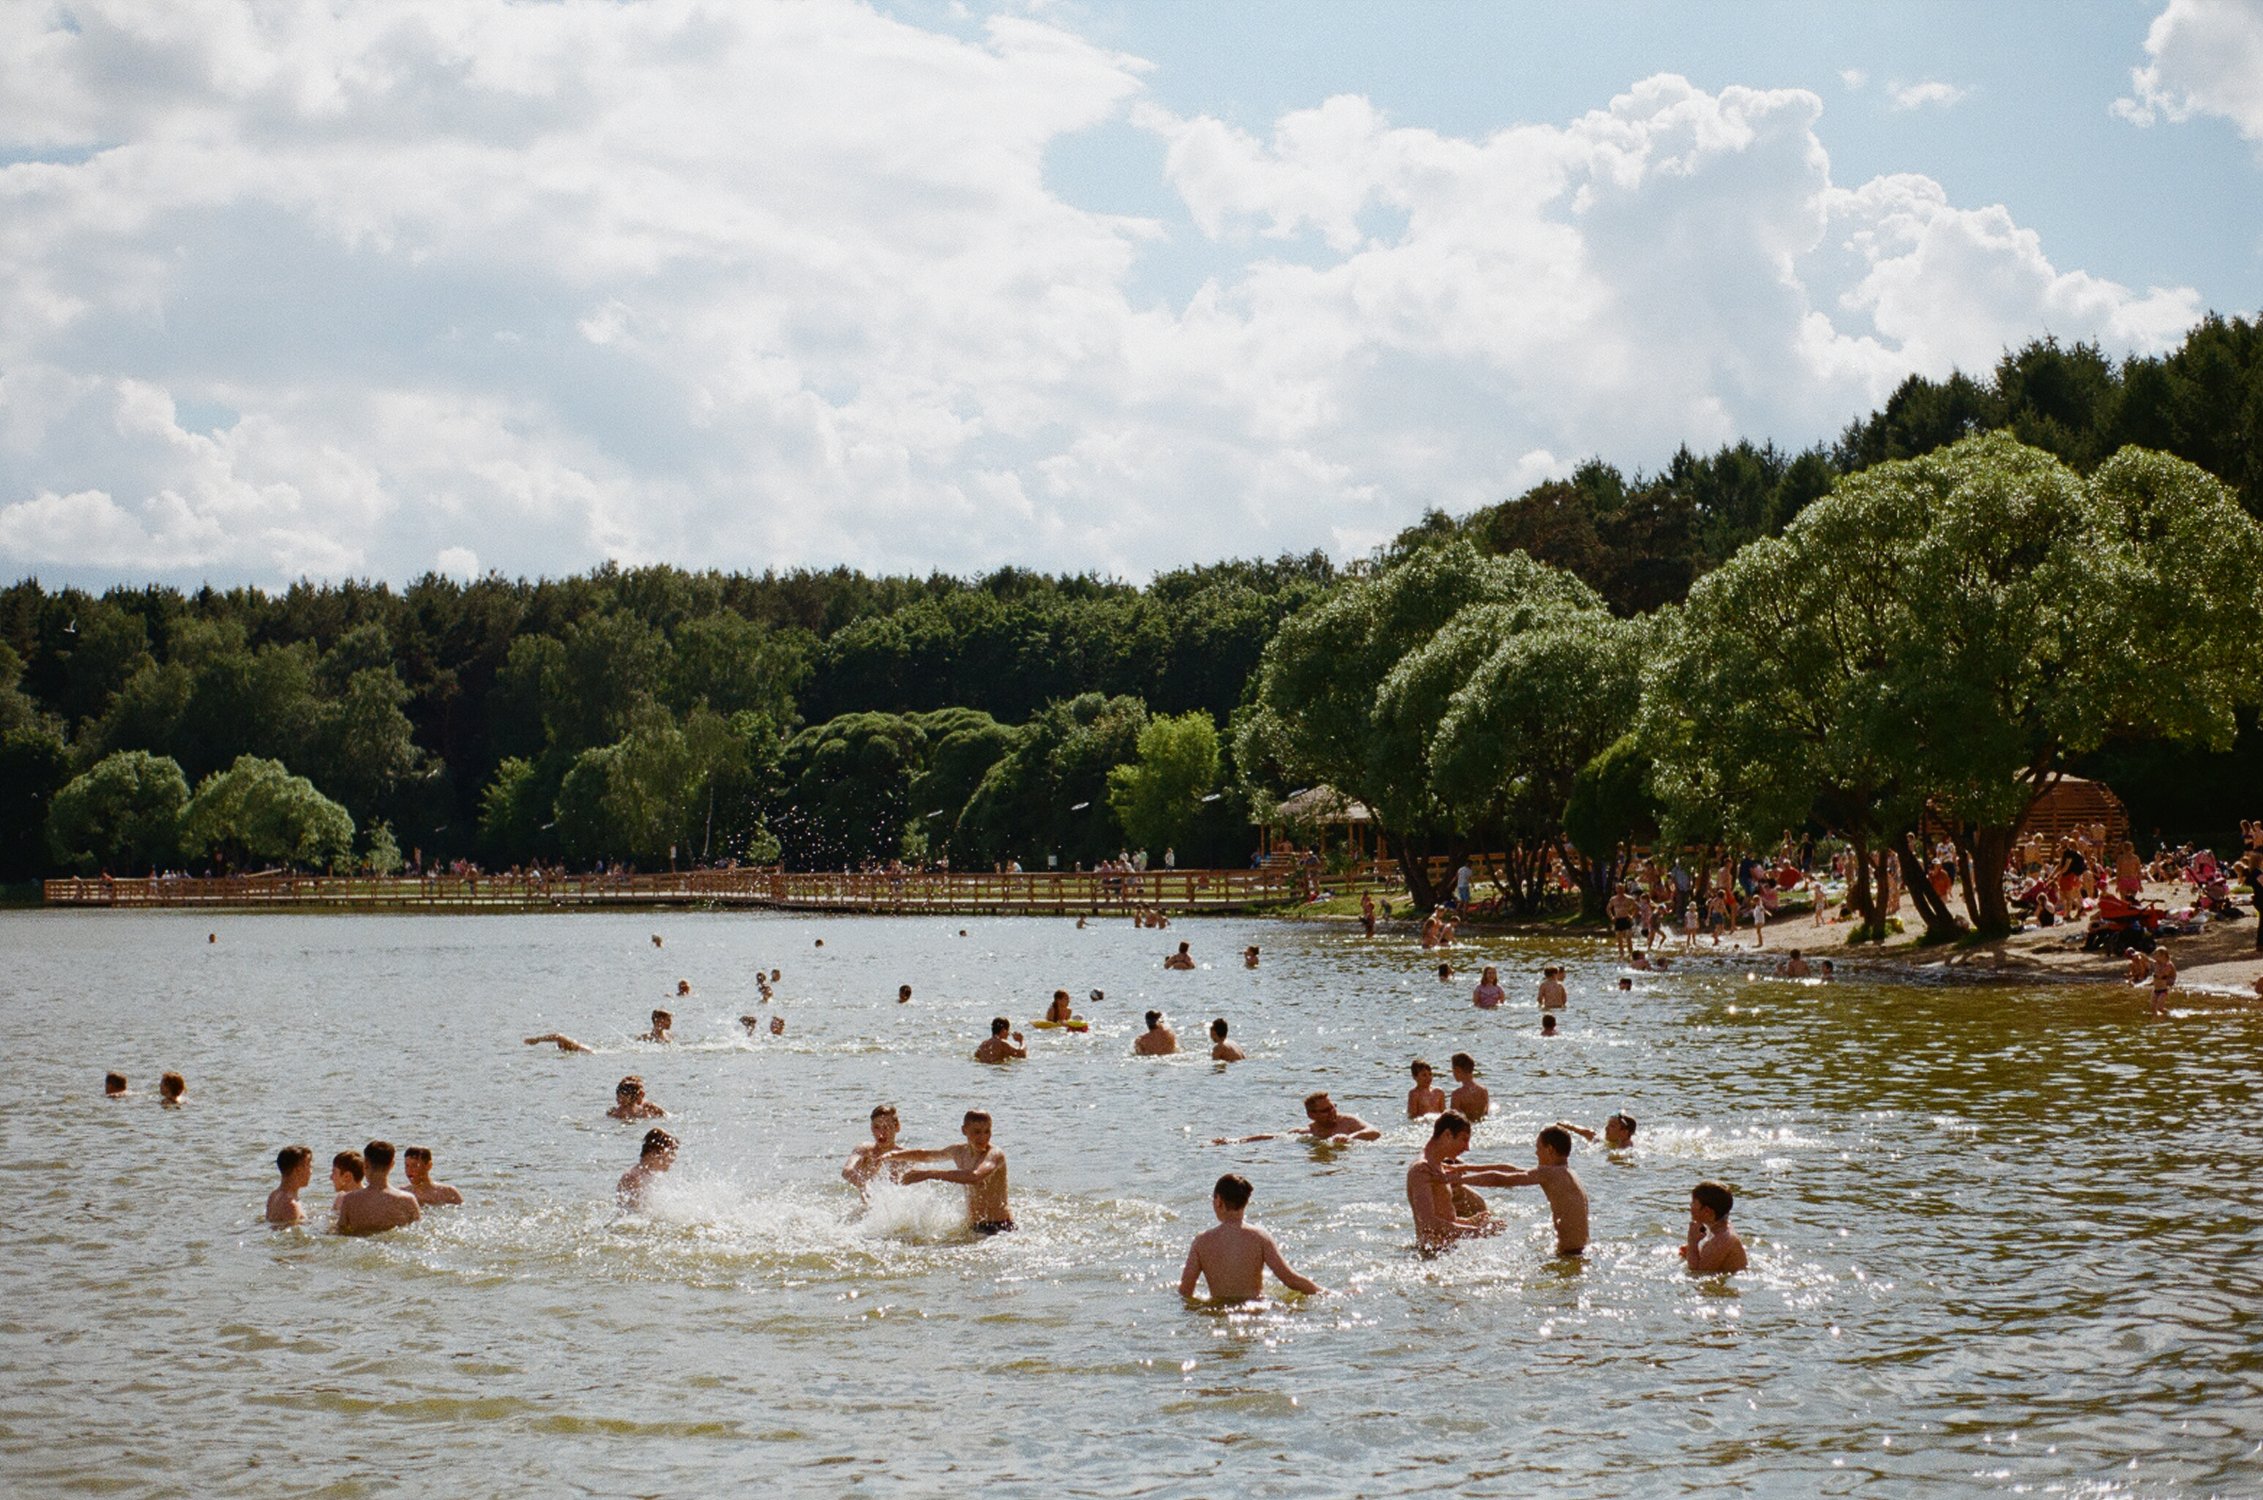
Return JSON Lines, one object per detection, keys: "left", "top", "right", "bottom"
{"left": 1135, "top": 1011, "right": 1179, "bottom": 1056}
{"left": 640, "top": 1009, "right": 674, "bottom": 1043}
{"left": 329, "top": 1150, "right": 365, "bottom": 1212}
{"left": 524, "top": 1032, "right": 593, "bottom": 1053}
{"left": 1680, "top": 1180, "right": 1748, "bottom": 1273}
{"left": 1044, "top": 990, "right": 1077, "bottom": 1024}
{"left": 401, "top": 1146, "right": 464, "bottom": 1206}
{"left": 1558, "top": 1112, "right": 1636, "bottom": 1150}
{"left": 266, "top": 1145, "right": 313, "bottom": 1226}
{"left": 1164, "top": 942, "right": 1196, "bottom": 971}
{"left": 1209, "top": 1019, "right": 1246, "bottom": 1062}
{"left": 892, "top": 1109, "right": 1013, "bottom": 1234}
{"left": 104, "top": 1072, "right": 128, "bottom": 1098}
{"left": 1243, "top": 946, "right": 1261, "bottom": 969}
{"left": 617, "top": 1128, "right": 678, "bottom": 1211}
{"left": 1782, "top": 950, "right": 1811, "bottom": 978}
{"left": 2149, "top": 947, "right": 2177, "bottom": 1017}
{"left": 335, "top": 1140, "right": 422, "bottom": 1235}
{"left": 1406, "top": 1060, "right": 1446, "bottom": 1118}
{"left": 975, "top": 1017, "right": 1028, "bottom": 1063}
{"left": 608, "top": 1076, "right": 666, "bottom": 1119}
{"left": 1448, "top": 1053, "right": 1489, "bottom": 1122}
{"left": 1449, "top": 1126, "right": 1590, "bottom": 1257}
{"left": 159, "top": 1072, "right": 186, "bottom": 1107}
{"left": 899, "top": 985, "right": 914, "bottom": 1005}
{"left": 842, "top": 1104, "right": 903, "bottom": 1195}
{"left": 1213, "top": 1092, "right": 1381, "bottom": 1145}
{"left": 1407, "top": 1112, "right": 1491, "bottom": 1250}
{"left": 1537, "top": 967, "right": 1567, "bottom": 1009}
{"left": 1178, "top": 1174, "right": 1324, "bottom": 1301}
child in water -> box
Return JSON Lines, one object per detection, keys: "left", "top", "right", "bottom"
{"left": 1178, "top": 1174, "right": 1324, "bottom": 1300}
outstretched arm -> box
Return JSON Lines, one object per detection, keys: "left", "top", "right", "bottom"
{"left": 1450, "top": 1164, "right": 1538, "bottom": 1188}
{"left": 1555, "top": 1120, "right": 1598, "bottom": 1142}
{"left": 904, "top": 1149, "right": 1001, "bottom": 1187}
{"left": 1260, "top": 1230, "right": 1323, "bottom": 1296}
{"left": 1209, "top": 1133, "right": 1280, "bottom": 1145}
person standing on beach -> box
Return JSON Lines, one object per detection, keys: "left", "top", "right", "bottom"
{"left": 891, "top": 1110, "right": 1014, "bottom": 1234}
{"left": 1178, "top": 1174, "right": 1325, "bottom": 1300}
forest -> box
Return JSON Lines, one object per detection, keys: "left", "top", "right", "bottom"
{"left": 7, "top": 314, "right": 2262, "bottom": 929}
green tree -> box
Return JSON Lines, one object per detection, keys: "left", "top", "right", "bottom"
{"left": 1106, "top": 710, "right": 1221, "bottom": 857}
{"left": 46, "top": 750, "right": 190, "bottom": 873}
{"left": 182, "top": 756, "right": 355, "bottom": 871}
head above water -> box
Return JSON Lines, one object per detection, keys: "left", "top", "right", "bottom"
{"left": 616, "top": 1076, "right": 644, "bottom": 1098}
{"left": 1450, "top": 1052, "right": 1476, "bottom": 1076}
{"left": 1210, "top": 1018, "right": 1230, "bottom": 1040}
{"left": 276, "top": 1144, "right": 311, "bottom": 1178}
{"left": 1541, "top": 1013, "right": 1558, "bottom": 1034}
{"left": 363, "top": 1140, "right": 396, "bottom": 1173}
{"left": 1145, "top": 1010, "right": 1163, "bottom": 1030}
{"left": 404, "top": 1146, "right": 433, "bottom": 1172}
{"left": 990, "top": 1016, "right": 1012, "bottom": 1036}
{"left": 1431, "top": 1111, "right": 1471, "bottom": 1142}
{"left": 1213, "top": 1173, "right": 1253, "bottom": 1212}
{"left": 159, "top": 1071, "right": 185, "bottom": 1100}
{"left": 1303, "top": 1091, "right": 1334, "bottom": 1118}
{"left": 1410, "top": 1058, "right": 1433, "bottom": 1080}
{"left": 1693, "top": 1180, "right": 1735, "bottom": 1220}
{"left": 332, "top": 1150, "right": 365, "bottom": 1184}
{"left": 1606, "top": 1112, "right": 1638, "bottom": 1145}
{"left": 651, "top": 1009, "right": 672, "bottom": 1028}
{"left": 1537, "top": 1125, "right": 1572, "bottom": 1159}
{"left": 104, "top": 1071, "right": 127, "bottom": 1096}
{"left": 641, "top": 1128, "right": 678, "bottom": 1161}
{"left": 871, "top": 1103, "right": 898, "bottom": 1124}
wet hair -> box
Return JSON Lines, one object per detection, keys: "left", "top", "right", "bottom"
{"left": 963, "top": 1109, "right": 992, "bottom": 1128}
{"left": 1693, "top": 1180, "right": 1735, "bottom": 1219}
{"left": 1176, "top": 941, "right": 1190, "bottom": 952}
{"left": 651, "top": 1009, "right": 672, "bottom": 1026}
{"left": 616, "top": 1075, "right": 644, "bottom": 1096}
{"left": 363, "top": 1140, "right": 396, "bottom": 1172}
{"left": 990, "top": 1016, "right": 1011, "bottom": 1036}
{"left": 1450, "top": 1052, "right": 1475, "bottom": 1073}
{"left": 1145, "top": 1010, "right": 1162, "bottom": 1028}
{"left": 1436, "top": 963, "right": 1452, "bottom": 980}
{"left": 1608, "top": 1112, "right": 1638, "bottom": 1137}
{"left": 276, "top": 1145, "right": 311, "bottom": 1176}
{"left": 1302, "top": 1091, "right": 1331, "bottom": 1113}
{"left": 1431, "top": 1111, "right": 1471, "bottom": 1140}
{"left": 332, "top": 1151, "right": 365, "bottom": 1182}
{"left": 1210, "top": 1018, "right": 1229, "bottom": 1039}
{"left": 1544, "top": 966, "right": 1563, "bottom": 978}
{"left": 159, "top": 1071, "right": 185, "bottom": 1098}
{"left": 900, "top": 984, "right": 913, "bottom": 998}
{"left": 104, "top": 1071, "right": 127, "bottom": 1094}
{"left": 1053, "top": 989, "right": 1070, "bottom": 1002}
{"left": 1541, "top": 1013, "right": 1558, "bottom": 1033}
{"left": 404, "top": 1146, "right": 432, "bottom": 1166}
{"left": 871, "top": 1103, "right": 898, "bottom": 1121}
{"left": 1617, "top": 977, "right": 1632, "bottom": 990}
{"left": 1410, "top": 1059, "right": 1432, "bottom": 1078}
{"left": 641, "top": 1128, "right": 678, "bottom": 1158}
{"left": 1537, "top": 1125, "right": 1573, "bottom": 1157}
{"left": 1213, "top": 1173, "right": 1254, "bottom": 1211}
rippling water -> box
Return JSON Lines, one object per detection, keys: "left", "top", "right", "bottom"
{"left": 2, "top": 909, "right": 2258, "bottom": 1497}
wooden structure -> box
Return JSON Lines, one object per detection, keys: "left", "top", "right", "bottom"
{"left": 1258, "top": 785, "right": 1384, "bottom": 867}
{"left": 2014, "top": 775, "right": 2128, "bottom": 849}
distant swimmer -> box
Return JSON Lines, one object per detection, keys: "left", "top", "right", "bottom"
{"left": 1449, "top": 1126, "right": 1590, "bottom": 1257}
{"left": 1541, "top": 1013, "right": 1559, "bottom": 1037}
{"left": 1680, "top": 1180, "right": 1748, "bottom": 1274}
{"left": 1208, "top": 1019, "right": 1245, "bottom": 1062}
{"left": 1558, "top": 1112, "right": 1637, "bottom": 1150}
{"left": 1164, "top": 941, "right": 1196, "bottom": 971}
{"left": 1044, "top": 990, "right": 1078, "bottom": 1024}
{"left": 1472, "top": 965, "right": 1505, "bottom": 1009}
{"left": 1447, "top": 1052, "right": 1489, "bottom": 1122}
{"left": 891, "top": 1109, "right": 1013, "bottom": 1234}
{"left": 104, "top": 1071, "right": 128, "bottom": 1098}
{"left": 651, "top": 934, "right": 663, "bottom": 948}
{"left": 335, "top": 1141, "right": 421, "bottom": 1235}
{"left": 1819, "top": 960, "right": 1835, "bottom": 982}
{"left": 1615, "top": 977, "right": 1632, "bottom": 993}
{"left": 1213, "top": 1091, "right": 1381, "bottom": 1145}
{"left": 1406, "top": 1059, "right": 1445, "bottom": 1118}
{"left": 524, "top": 1033, "right": 593, "bottom": 1053}
{"left": 640, "top": 1009, "right": 674, "bottom": 1043}
{"left": 401, "top": 1146, "right": 463, "bottom": 1207}
{"left": 1178, "top": 1173, "right": 1324, "bottom": 1301}
{"left": 608, "top": 1076, "right": 666, "bottom": 1120}
{"left": 266, "top": 1145, "right": 313, "bottom": 1226}
{"left": 1436, "top": 962, "right": 1454, "bottom": 983}
{"left": 1243, "top": 946, "right": 1261, "bottom": 969}
{"left": 1782, "top": 950, "right": 1810, "bottom": 978}
{"left": 208, "top": 932, "right": 217, "bottom": 944}
{"left": 1076, "top": 915, "right": 1088, "bottom": 929}
{"left": 617, "top": 1128, "right": 678, "bottom": 1211}
{"left": 843, "top": 1104, "right": 903, "bottom": 1196}
{"left": 1407, "top": 1112, "right": 1490, "bottom": 1250}
{"left": 768, "top": 1014, "right": 786, "bottom": 1036}
{"left": 899, "top": 984, "right": 914, "bottom": 1005}
{"left": 1537, "top": 966, "right": 1567, "bottom": 1009}
{"left": 975, "top": 1017, "right": 1028, "bottom": 1064}
{"left": 159, "top": 1071, "right": 187, "bottom": 1108}
{"left": 676, "top": 979, "right": 692, "bottom": 997}
{"left": 1135, "top": 1011, "right": 1179, "bottom": 1056}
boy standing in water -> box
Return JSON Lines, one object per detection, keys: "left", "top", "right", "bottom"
{"left": 1208, "top": 1019, "right": 1246, "bottom": 1062}
{"left": 1449, "top": 1126, "right": 1590, "bottom": 1257}
{"left": 1406, "top": 1060, "right": 1445, "bottom": 1117}
{"left": 329, "top": 1151, "right": 365, "bottom": 1213}
{"left": 975, "top": 1018, "right": 1028, "bottom": 1063}
{"left": 893, "top": 1110, "right": 1013, "bottom": 1234}
{"left": 335, "top": 1141, "right": 422, "bottom": 1235}
{"left": 1537, "top": 967, "right": 1568, "bottom": 1009}
{"left": 401, "top": 1147, "right": 463, "bottom": 1206}
{"left": 1680, "top": 1180, "right": 1748, "bottom": 1273}
{"left": 1407, "top": 1112, "right": 1490, "bottom": 1250}
{"left": 843, "top": 1104, "right": 903, "bottom": 1196}
{"left": 1448, "top": 1053, "right": 1489, "bottom": 1122}
{"left": 1178, "top": 1174, "right": 1325, "bottom": 1300}
{"left": 266, "top": 1145, "right": 313, "bottom": 1226}
{"left": 617, "top": 1128, "right": 679, "bottom": 1210}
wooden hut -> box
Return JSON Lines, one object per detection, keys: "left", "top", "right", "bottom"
{"left": 1259, "top": 785, "right": 1383, "bottom": 868}
{"left": 2016, "top": 775, "right": 2127, "bottom": 849}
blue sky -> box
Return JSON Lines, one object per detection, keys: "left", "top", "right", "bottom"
{"left": 1, "top": 0, "right": 2257, "bottom": 590}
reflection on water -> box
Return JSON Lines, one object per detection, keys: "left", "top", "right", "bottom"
{"left": 1, "top": 910, "right": 2259, "bottom": 1497}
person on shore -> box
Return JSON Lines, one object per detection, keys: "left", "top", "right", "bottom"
{"left": 1471, "top": 965, "right": 1505, "bottom": 1009}
{"left": 1541, "top": 1013, "right": 1558, "bottom": 1037}
{"left": 1783, "top": 950, "right": 1810, "bottom": 978}
{"left": 975, "top": 1017, "right": 1028, "bottom": 1063}
{"left": 2124, "top": 948, "right": 2152, "bottom": 985}
{"left": 1135, "top": 1011, "right": 1179, "bottom": 1056}
{"left": 1407, "top": 1112, "right": 1490, "bottom": 1250}
{"left": 1537, "top": 967, "right": 1567, "bottom": 1009}
{"left": 1448, "top": 1126, "right": 1589, "bottom": 1257}
{"left": 104, "top": 1072, "right": 128, "bottom": 1098}
{"left": 1164, "top": 941, "right": 1196, "bottom": 971}
{"left": 891, "top": 1110, "right": 1013, "bottom": 1234}
{"left": 2149, "top": 947, "right": 2177, "bottom": 1017}
{"left": 266, "top": 1145, "right": 313, "bottom": 1226}
{"left": 609, "top": 1076, "right": 666, "bottom": 1119}
{"left": 1606, "top": 884, "right": 1638, "bottom": 960}
{"left": 1448, "top": 1053, "right": 1489, "bottom": 1122}
{"left": 639, "top": 1009, "right": 673, "bottom": 1043}
{"left": 617, "top": 1128, "right": 678, "bottom": 1211}
{"left": 336, "top": 1141, "right": 421, "bottom": 1235}
{"left": 1179, "top": 1174, "right": 1324, "bottom": 1301}
{"left": 1680, "top": 1180, "right": 1748, "bottom": 1273}
{"left": 1407, "top": 1060, "right": 1445, "bottom": 1118}
{"left": 1044, "top": 990, "right": 1077, "bottom": 1024}
{"left": 525, "top": 1032, "right": 593, "bottom": 1053}
{"left": 1361, "top": 892, "right": 1377, "bottom": 937}
{"left": 158, "top": 1071, "right": 186, "bottom": 1108}
{"left": 1212, "top": 1091, "right": 1382, "bottom": 1145}
{"left": 1209, "top": 1019, "right": 1246, "bottom": 1062}
{"left": 329, "top": 1150, "right": 365, "bottom": 1212}
{"left": 843, "top": 1104, "right": 902, "bottom": 1196}
{"left": 402, "top": 1147, "right": 463, "bottom": 1207}
{"left": 1243, "top": 946, "right": 1261, "bottom": 969}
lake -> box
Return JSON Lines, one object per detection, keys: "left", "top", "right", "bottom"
{"left": 2, "top": 909, "right": 2257, "bottom": 1497}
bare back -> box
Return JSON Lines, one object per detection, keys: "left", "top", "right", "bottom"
{"left": 335, "top": 1184, "right": 421, "bottom": 1235}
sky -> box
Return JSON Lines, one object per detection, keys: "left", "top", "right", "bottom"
{"left": 0, "top": 0, "right": 2258, "bottom": 591}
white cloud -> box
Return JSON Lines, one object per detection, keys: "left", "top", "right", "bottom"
{"left": 2114, "top": 0, "right": 2263, "bottom": 147}
{"left": 1839, "top": 69, "right": 1867, "bottom": 91}
{"left": 1888, "top": 80, "right": 1968, "bottom": 111}
{"left": 0, "top": 3, "right": 2217, "bottom": 588}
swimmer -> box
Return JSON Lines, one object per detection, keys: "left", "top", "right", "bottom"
{"left": 158, "top": 1071, "right": 186, "bottom": 1108}
{"left": 616, "top": 1128, "right": 678, "bottom": 1211}
{"left": 1541, "top": 1012, "right": 1559, "bottom": 1036}
{"left": 815, "top": 939, "right": 824, "bottom": 948}
{"left": 1782, "top": 949, "right": 1810, "bottom": 978}
{"left": 843, "top": 1104, "right": 903, "bottom": 1196}
{"left": 2124, "top": 948, "right": 2152, "bottom": 984}
{"left": 675, "top": 979, "right": 692, "bottom": 997}
{"left": 1436, "top": 961, "right": 1454, "bottom": 983}
{"left": 1212, "top": 1091, "right": 1381, "bottom": 1145}
{"left": 771, "top": 969, "right": 781, "bottom": 984}
{"left": 329, "top": 1150, "right": 365, "bottom": 1213}
{"left": 2149, "top": 948, "right": 2177, "bottom": 1017}
{"left": 401, "top": 1146, "right": 463, "bottom": 1207}
{"left": 769, "top": 1014, "right": 785, "bottom": 1037}
{"left": 608, "top": 1076, "right": 666, "bottom": 1120}
{"left": 1407, "top": 1112, "right": 1490, "bottom": 1250}
{"left": 975, "top": 1017, "right": 1028, "bottom": 1063}
{"left": 958, "top": 929, "right": 968, "bottom": 938}
{"left": 1135, "top": 1011, "right": 1179, "bottom": 1056}
{"left": 335, "top": 1140, "right": 421, "bottom": 1235}
{"left": 1819, "top": 960, "right": 1834, "bottom": 983}
{"left": 525, "top": 1033, "right": 593, "bottom": 1053}
{"left": 1208, "top": 1018, "right": 1245, "bottom": 1062}
{"left": 1164, "top": 941, "right": 1196, "bottom": 971}
{"left": 899, "top": 984, "right": 914, "bottom": 1004}
{"left": 1449, "top": 1126, "right": 1590, "bottom": 1256}
{"left": 1472, "top": 965, "right": 1505, "bottom": 1008}
{"left": 1558, "top": 1112, "right": 1637, "bottom": 1150}
{"left": 651, "top": 934, "right": 663, "bottom": 948}
{"left": 639, "top": 1009, "right": 673, "bottom": 1043}
{"left": 266, "top": 1145, "right": 313, "bottom": 1226}
{"left": 1447, "top": 1052, "right": 1489, "bottom": 1122}
{"left": 1243, "top": 946, "right": 1261, "bottom": 969}
{"left": 1537, "top": 966, "right": 1567, "bottom": 1009}
{"left": 1406, "top": 1060, "right": 1446, "bottom": 1118}
{"left": 1076, "top": 915, "right": 1088, "bottom": 929}
{"left": 1631, "top": 951, "right": 1653, "bottom": 971}
{"left": 208, "top": 932, "right": 216, "bottom": 944}
{"left": 1680, "top": 1180, "right": 1748, "bottom": 1273}
{"left": 738, "top": 1014, "right": 765, "bottom": 1034}
{"left": 1615, "top": 976, "right": 1632, "bottom": 992}
{"left": 1178, "top": 1174, "right": 1324, "bottom": 1300}
{"left": 1044, "top": 989, "right": 1077, "bottom": 1024}
{"left": 104, "top": 1071, "right": 128, "bottom": 1098}
{"left": 891, "top": 1109, "right": 1012, "bottom": 1233}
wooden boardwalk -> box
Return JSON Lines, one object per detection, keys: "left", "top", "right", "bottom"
{"left": 41, "top": 868, "right": 1347, "bottom": 915}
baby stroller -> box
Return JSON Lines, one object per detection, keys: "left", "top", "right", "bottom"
{"left": 2083, "top": 893, "right": 2162, "bottom": 956}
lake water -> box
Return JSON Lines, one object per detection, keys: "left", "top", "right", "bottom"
{"left": 2, "top": 909, "right": 2258, "bottom": 1498}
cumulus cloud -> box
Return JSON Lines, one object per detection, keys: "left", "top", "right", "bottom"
{"left": 1838, "top": 68, "right": 1868, "bottom": 91}
{"left": 1888, "top": 80, "right": 1968, "bottom": 111}
{"left": 0, "top": 2, "right": 2216, "bottom": 587}
{"left": 2114, "top": 0, "right": 2263, "bottom": 146}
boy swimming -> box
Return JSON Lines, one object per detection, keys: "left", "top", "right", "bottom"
{"left": 1177, "top": 1174, "right": 1324, "bottom": 1300}
{"left": 401, "top": 1146, "right": 464, "bottom": 1206}
{"left": 1448, "top": 1126, "right": 1590, "bottom": 1256}
{"left": 617, "top": 1128, "right": 678, "bottom": 1211}
{"left": 975, "top": 1018, "right": 1028, "bottom": 1063}
{"left": 1680, "top": 1180, "right": 1748, "bottom": 1273}
{"left": 266, "top": 1145, "right": 312, "bottom": 1226}
{"left": 891, "top": 1110, "right": 1013, "bottom": 1234}
{"left": 1406, "top": 1060, "right": 1445, "bottom": 1118}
